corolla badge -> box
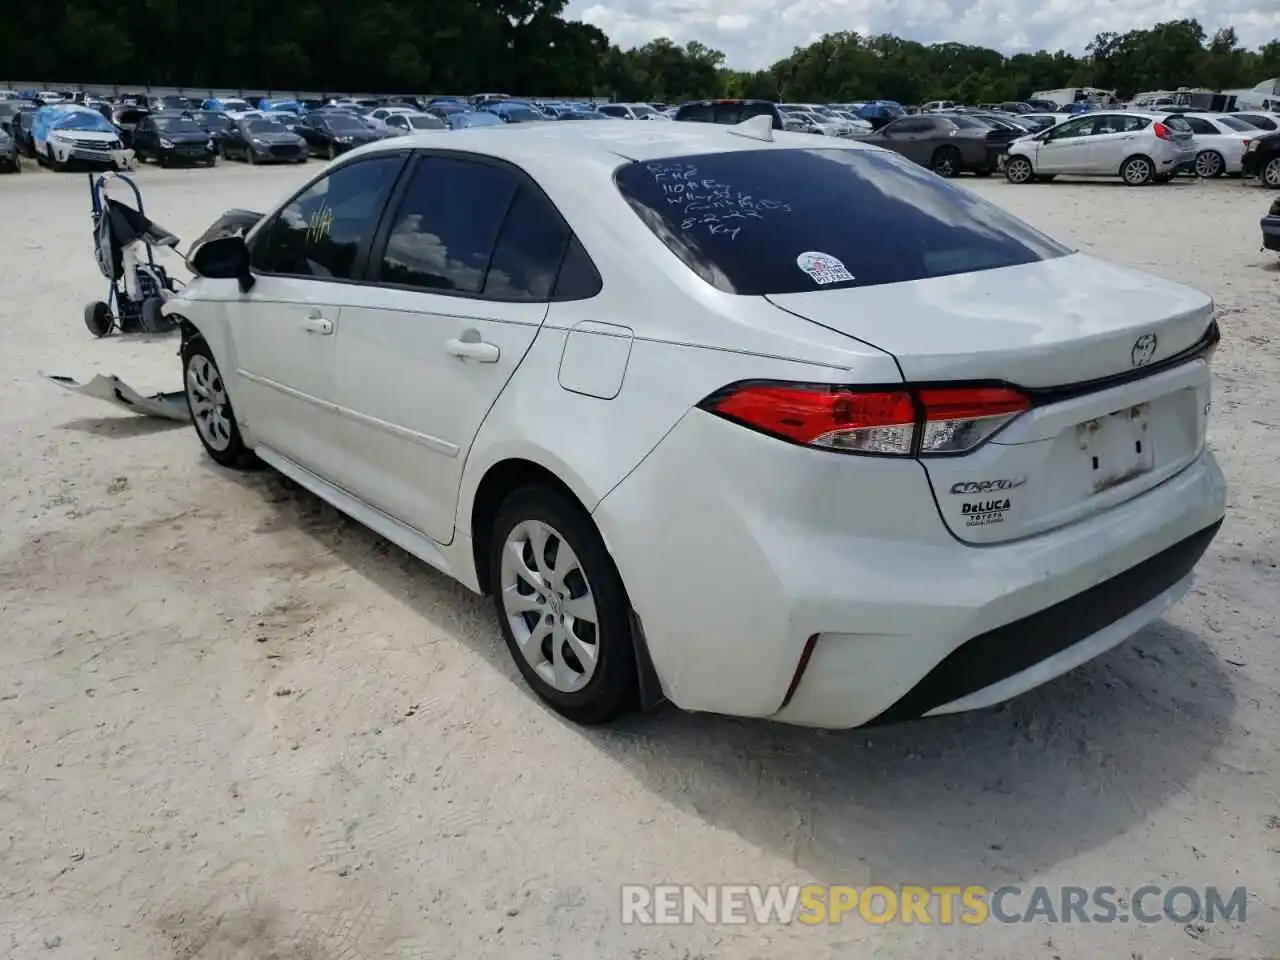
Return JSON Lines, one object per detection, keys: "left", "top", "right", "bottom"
{"left": 1130, "top": 334, "right": 1158, "bottom": 367}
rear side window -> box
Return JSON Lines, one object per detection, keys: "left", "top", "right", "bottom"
{"left": 614, "top": 147, "right": 1071, "bottom": 295}
{"left": 376, "top": 156, "right": 517, "bottom": 294}
{"left": 484, "top": 187, "right": 571, "bottom": 301}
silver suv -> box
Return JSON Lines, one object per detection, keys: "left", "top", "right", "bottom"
{"left": 1003, "top": 111, "right": 1196, "bottom": 185}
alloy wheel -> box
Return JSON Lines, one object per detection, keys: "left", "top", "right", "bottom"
{"left": 1005, "top": 157, "right": 1032, "bottom": 183}
{"left": 499, "top": 519, "right": 600, "bottom": 693}
{"left": 186, "top": 354, "right": 232, "bottom": 452}
{"left": 1264, "top": 157, "right": 1280, "bottom": 188}
{"left": 1122, "top": 157, "right": 1152, "bottom": 185}
{"left": 1194, "top": 151, "right": 1223, "bottom": 178}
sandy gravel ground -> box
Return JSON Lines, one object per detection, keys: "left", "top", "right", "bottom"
{"left": 0, "top": 157, "right": 1277, "bottom": 960}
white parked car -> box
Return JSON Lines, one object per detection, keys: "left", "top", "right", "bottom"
{"left": 365, "top": 106, "right": 418, "bottom": 133}
{"left": 35, "top": 108, "right": 133, "bottom": 170}
{"left": 166, "top": 117, "right": 1225, "bottom": 728}
{"left": 1179, "top": 112, "right": 1258, "bottom": 177}
{"left": 1004, "top": 110, "right": 1196, "bottom": 185}
{"left": 380, "top": 112, "right": 447, "bottom": 136}
{"left": 595, "top": 103, "right": 665, "bottom": 120}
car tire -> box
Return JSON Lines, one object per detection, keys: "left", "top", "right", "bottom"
{"left": 1004, "top": 155, "right": 1033, "bottom": 184}
{"left": 327, "top": 143, "right": 336, "bottom": 161}
{"left": 1262, "top": 157, "right": 1280, "bottom": 189}
{"left": 246, "top": 148, "right": 256, "bottom": 165}
{"left": 181, "top": 336, "right": 258, "bottom": 470}
{"left": 84, "top": 301, "right": 112, "bottom": 338}
{"left": 930, "top": 145, "right": 961, "bottom": 178}
{"left": 1194, "top": 150, "right": 1224, "bottom": 179}
{"left": 489, "top": 485, "right": 638, "bottom": 725}
{"left": 1120, "top": 155, "right": 1154, "bottom": 185}
{"left": 46, "top": 144, "right": 63, "bottom": 172}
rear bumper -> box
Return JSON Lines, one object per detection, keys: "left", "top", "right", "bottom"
{"left": 1262, "top": 215, "right": 1280, "bottom": 251}
{"left": 593, "top": 407, "right": 1227, "bottom": 728}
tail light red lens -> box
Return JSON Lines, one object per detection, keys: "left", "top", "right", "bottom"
{"left": 1152, "top": 121, "right": 1172, "bottom": 141}
{"left": 699, "top": 382, "right": 1031, "bottom": 456}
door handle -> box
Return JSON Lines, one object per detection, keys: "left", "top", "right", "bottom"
{"left": 302, "top": 314, "right": 334, "bottom": 335}
{"left": 444, "top": 335, "right": 499, "bottom": 362}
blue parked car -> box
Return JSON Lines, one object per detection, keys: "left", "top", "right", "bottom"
{"left": 444, "top": 112, "right": 504, "bottom": 130}
{"left": 483, "top": 102, "right": 545, "bottom": 123}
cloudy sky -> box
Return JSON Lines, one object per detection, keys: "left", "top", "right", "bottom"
{"left": 565, "top": 0, "right": 1280, "bottom": 70}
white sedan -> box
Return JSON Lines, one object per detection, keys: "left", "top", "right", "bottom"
{"left": 166, "top": 117, "right": 1226, "bottom": 728}
{"left": 1180, "top": 112, "right": 1258, "bottom": 177}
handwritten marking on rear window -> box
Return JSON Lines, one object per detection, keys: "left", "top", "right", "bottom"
{"left": 646, "top": 161, "right": 792, "bottom": 241}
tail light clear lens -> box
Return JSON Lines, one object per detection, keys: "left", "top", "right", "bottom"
{"left": 698, "top": 382, "right": 1031, "bottom": 457}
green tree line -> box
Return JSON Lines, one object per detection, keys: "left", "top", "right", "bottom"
{"left": 2, "top": 4, "right": 1276, "bottom": 104}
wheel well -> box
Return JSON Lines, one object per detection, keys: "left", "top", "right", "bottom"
{"left": 176, "top": 316, "right": 201, "bottom": 346}
{"left": 469, "top": 458, "right": 584, "bottom": 595}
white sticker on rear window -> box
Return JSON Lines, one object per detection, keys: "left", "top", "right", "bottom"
{"left": 796, "top": 251, "right": 853, "bottom": 285}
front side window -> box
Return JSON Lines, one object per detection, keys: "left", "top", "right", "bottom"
{"left": 1215, "top": 115, "right": 1254, "bottom": 132}
{"left": 1048, "top": 117, "right": 1093, "bottom": 138}
{"left": 251, "top": 156, "right": 404, "bottom": 280}
{"left": 614, "top": 147, "right": 1070, "bottom": 295}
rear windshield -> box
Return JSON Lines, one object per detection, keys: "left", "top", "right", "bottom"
{"left": 614, "top": 147, "right": 1071, "bottom": 295}
{"left": 1161, "top": 115, "right": 1193, "bottom": 133}
{"left": 947, "top": 115, "right": 988, "bottom": 129}
{"left": 678, "top": 101, "right": 780, "bottom": 129}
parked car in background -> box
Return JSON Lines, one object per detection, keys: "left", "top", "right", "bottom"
{"left": 105, "top": 104, "right": 149, "bottom": 148}
{"left": 673, "top": 99, "right": 785, "bottom": 130}
{"left": 1004, "top": 111, "right": 1195, "bottom": 185}
{"left": 33, "top": 106, "right": 132, "bottom": 170}
{"left": 133, "top": 111, "right": 218, "bottom": 166}
{"left": 381, "top": 112, "right": 446, "bottom": 135}
{"left": 1021, "top": 112, "right": 1073, "bottom": 132}
{"left": 296, "top": 111, "right": 381, "bottom": 158}
{"left": 219, "top": 117, "right": 308, "bottom": 164}
{"left": 1262, "top": 197, "right": 1280, "bottom": 254}
{"left": 1233, "top": 112, "right": 1280, "bottom": 132}
{"left": 1178, "top": 113, "right": 1257, "bottom": 177}
{"left": 0, "top": 126, "right": 20, "bottom": 172}
{"left": 203, "top": 97, "right": 256, "bottom": 117}
{"left": 596, "top": 102, "right": 663, "bottom": 120}
{"left": 1242, "top": 130, "right": 1280, "bottom": 187}
{"left": 559, "top": 110, "right": 609, "bottom": 121}
{"left": 150, "top": 95, "right": 199, "bottom": 112}
{"left": 366, "top": 105, "right": 418, "bottom": 133}
{"left": 484, "top": 102, "right": 545, "bottom": 123}
{"left": 191, "top": 110, "right": 235, "bottom": 138}
{"left": 444, "top": 111, "right": 504, "bottom": 130}
{"left": 862, "top": 114, "right": 1006, "bottom": 177}
{"left": 10, "top": 108, "right": 39, "bottom": 157}
{"left": 0, "top": 100, "right": 36, "bottom": 135}
{"left": 167, "top": 121, "right": 1224, "bottom": 729}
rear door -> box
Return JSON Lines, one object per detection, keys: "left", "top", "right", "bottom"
{"left": 1085, "top": 113, "right": 1148, "bottom": 170}
{"left": 330, "top": 154, "right": 572, "bottom": 543}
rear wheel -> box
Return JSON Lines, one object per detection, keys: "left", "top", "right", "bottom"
{"left": 1194, "top": 150, "right": 1224, "bottom": 178}
{"left": 326, "top": 142, "right": 336, "bottom": 161}
{"left": 1262, "top": 157, "right": 1280, "bottom": 189}
{"left": 489, "top": 486, "right": 637, "bottom": 724}
{"left": 1121, "top": 155, "right": 1154, "bottom": 185}
{"left": 1004, "top": 155, "right": 1033, "bottom": 184}
{"left": 84, "top": 301, "right": 112, "bottom": 338}
{"left": 931, "top": 146, "right": 961, "bottom": 178}
{"left": 182, "top": 337, "right": 258, "bottom": 469}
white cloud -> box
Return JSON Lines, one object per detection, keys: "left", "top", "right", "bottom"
{"left": 567, "top": 0, "right": 1280, "bottom": 70}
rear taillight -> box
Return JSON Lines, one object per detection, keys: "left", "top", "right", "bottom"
{"left": 698, "top": 382, "right": 1031, "bottom": 456}
{"left": 1153, "top": 121, "right": 1172, "bottom": 141}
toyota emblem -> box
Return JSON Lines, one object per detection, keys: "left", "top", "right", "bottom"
{"left": 1130, "top": 334, "right": 1158, "bottom": 367}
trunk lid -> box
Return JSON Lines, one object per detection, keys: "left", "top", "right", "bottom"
{"left": 766, "top": 253, "right": 1216, "bottom": 543}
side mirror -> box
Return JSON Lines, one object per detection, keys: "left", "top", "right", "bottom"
{"left": 188, "top": 234, "right": 255, "bottom": 292}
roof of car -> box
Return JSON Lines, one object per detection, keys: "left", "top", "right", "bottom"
{"left": 347, "top": 118, "right": 868, "bottom": 166}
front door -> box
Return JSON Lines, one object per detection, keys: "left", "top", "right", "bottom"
{"left": 330, "top": 154, "right": 574, "bottom": 544}
{"left": 1033, "top": 116, "right": 1096, "bottom": 173}
{"left": 230, "top": 152, "right": 407, "bottom": 482}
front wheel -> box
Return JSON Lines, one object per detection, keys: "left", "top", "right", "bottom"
{"left": 181, "top": 337, "right": 258, "bottom": 469}
{"left": 930, "top": 146, "right": 961, "bottom": 178}
{"left": 1004, "top": 155, "right": 1033, "bottom": 184}
{"left": 489, "top": 486, "right": 638, "bottom": 724}
{"left": 84, "top": 301, "right": 112, "bottom": 338}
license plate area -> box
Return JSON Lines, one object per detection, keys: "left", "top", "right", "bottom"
{"left": 1079, "top": 404, "right": 1153, "bottom": 493}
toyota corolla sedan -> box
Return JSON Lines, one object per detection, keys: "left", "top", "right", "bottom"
{"left": 165, "top": 118, "right": 1226, "bottom": 728}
